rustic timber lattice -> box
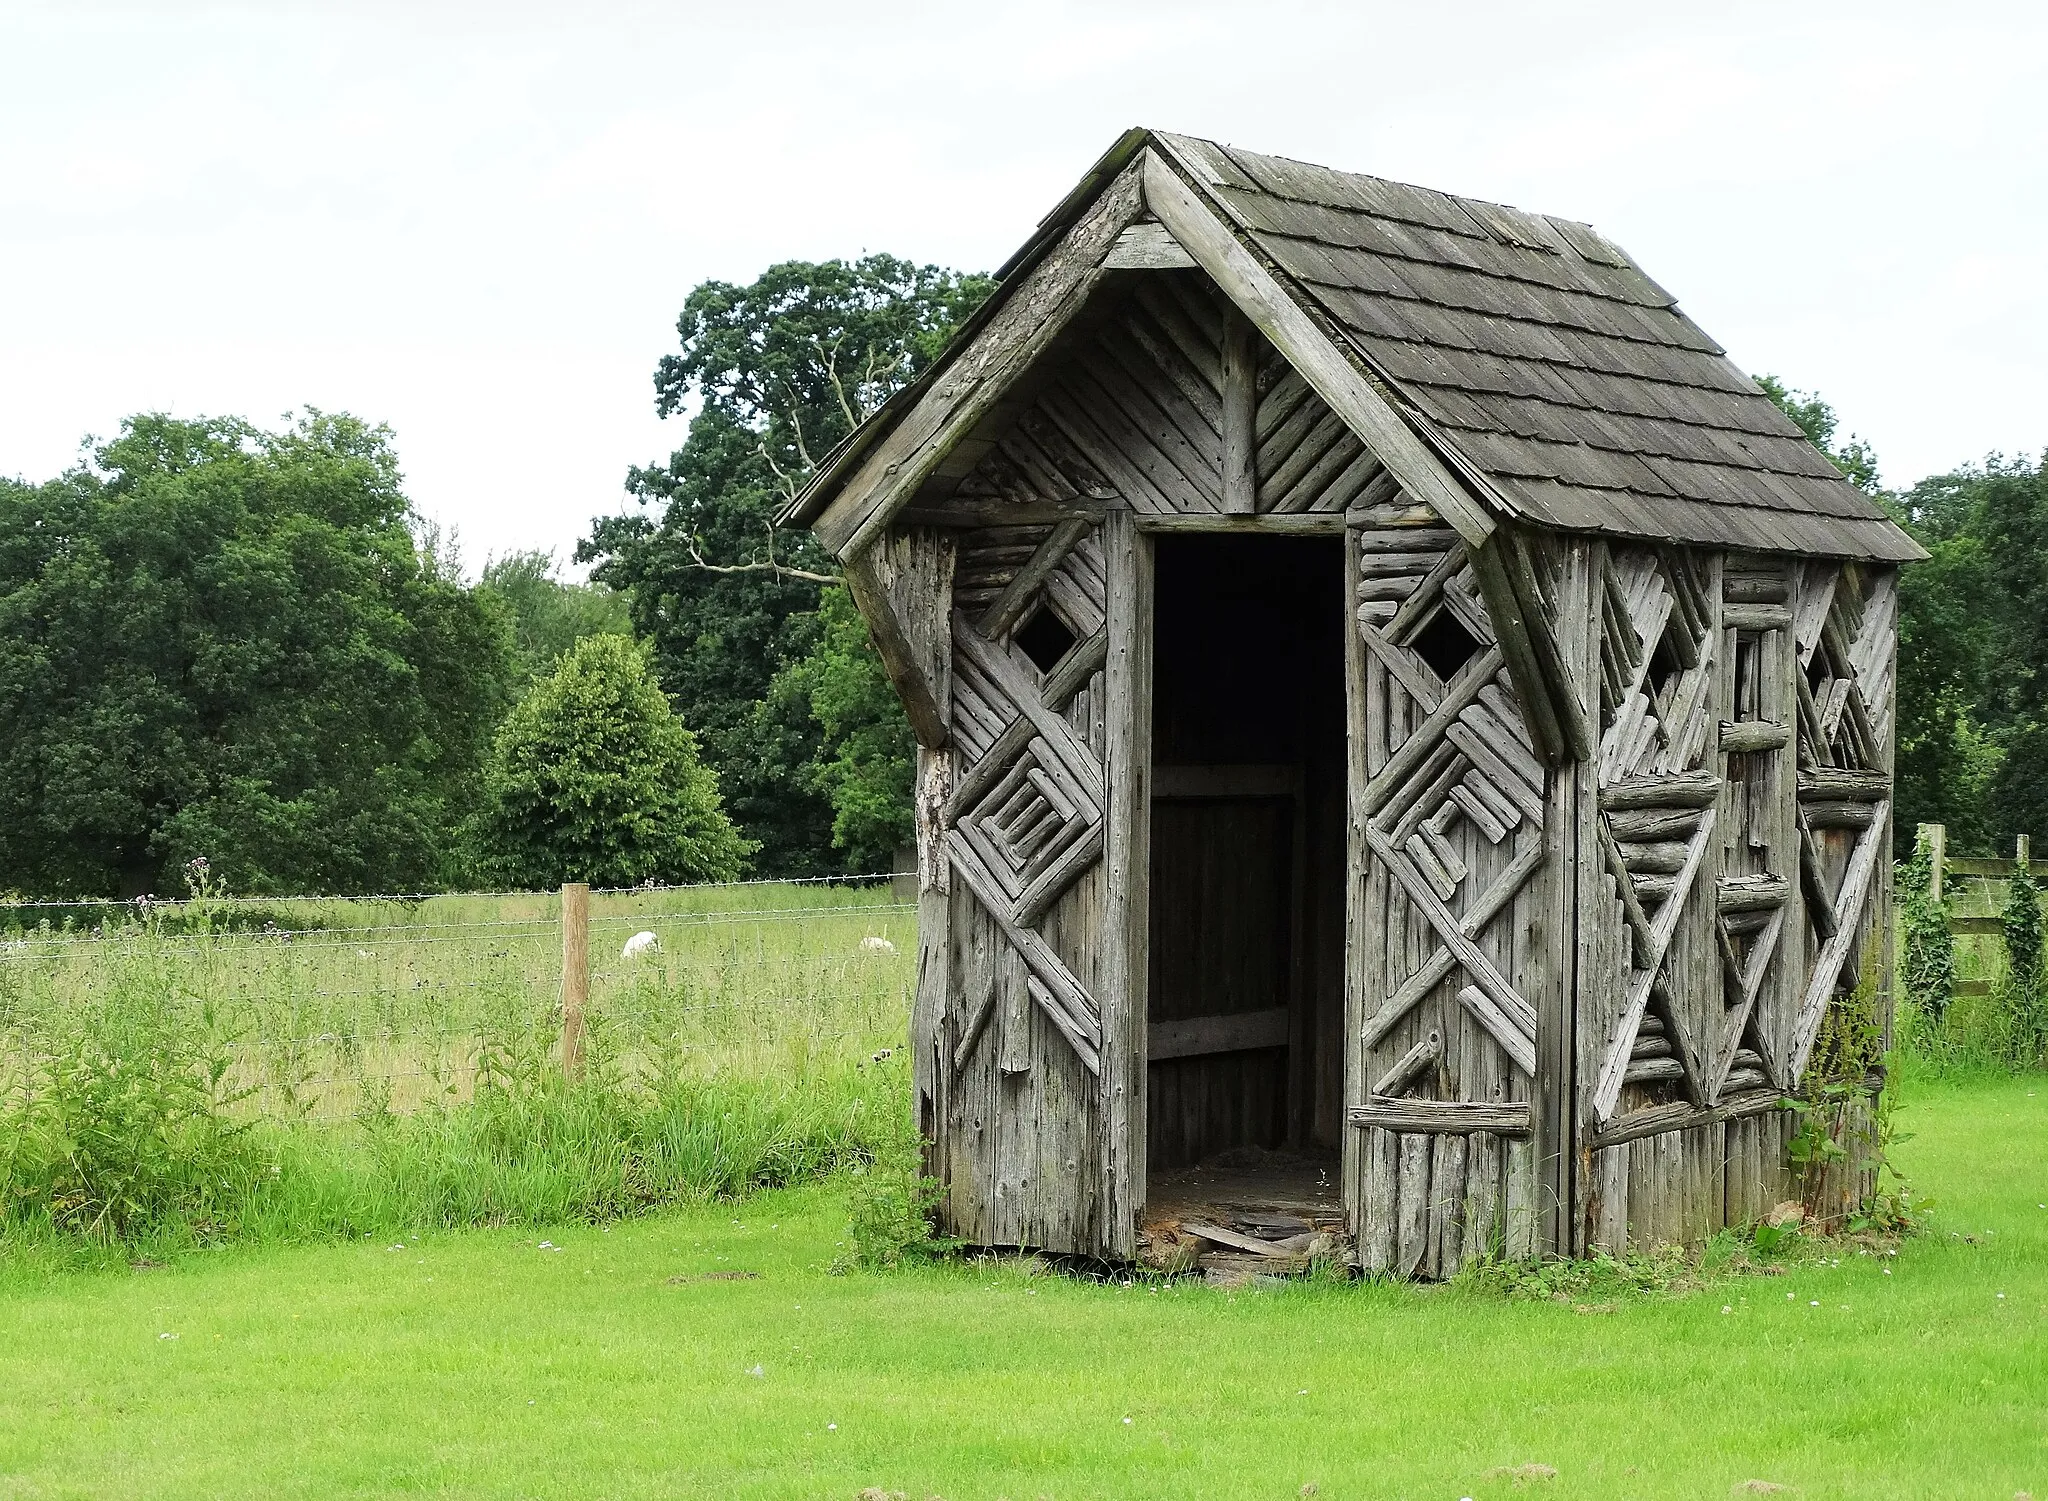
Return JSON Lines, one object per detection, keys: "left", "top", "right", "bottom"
{"left": 945, "top": 527, "right": 1112, "bottom": 1075}
{"left": 790, "top": 128, "right": 1923, "bottom": 1274}
{"left": 1353, "top": 524, "right": 1548, "bottom": 1276}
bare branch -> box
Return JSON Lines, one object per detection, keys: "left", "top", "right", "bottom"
{"left": 815, "top": 335, "right": 861, "bottom": 432}
{"left": 678, "top": 517, "right": 837, "bottom": 587}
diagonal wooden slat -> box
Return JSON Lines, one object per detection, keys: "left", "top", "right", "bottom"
{"left": 978, "top": 516, "right": 1095, "bottom": 638}
{"left": 1710, "top": 904, "right": 1785, "bottom": 1100}
{"left": 947, "top": 829, "right": 1102, "bottom": 1074}
{"left": 1457, "top": 985, "right": 1536, "bottom": 1076}
{"left": 953, "top": 612, "right": 1104, "bottom": 815}
{"left": 1384, "top": 544, "right": 1469, "bottom": 640}
{"left": 1590, "top": 806, "right": 1718, "bottom": 1121}
{"left": 1364, "top": 645, "right": 1505, "bottom": 818}
{"left": 1364, "top": 825, "right": 1537, "bottom": 1040}
{"left": 1787, "top": 800, "right": 1890, "bottom": 1082}
{"left": 1360, "top": 620, "right": 1446, "bottom": 711}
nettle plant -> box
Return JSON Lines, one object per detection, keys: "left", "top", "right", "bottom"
{"left": 1899, "top": 831, "right": 1956, "bottom": 1023}
{"left": 2001, "top": 849, "right": 2045, "bottom": 1066}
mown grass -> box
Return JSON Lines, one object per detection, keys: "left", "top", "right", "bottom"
{"left": 0, "top": 1074, "right": 2042, "bottom": 1500}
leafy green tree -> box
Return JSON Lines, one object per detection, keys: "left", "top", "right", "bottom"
{"left": 1756, "top": 377, "right": 2024, "bottom": 853}
{"left": 477, "top": 549, "right": 631, "bottom": 692}
{"left": 0, "top": 412, "right": 511, "bottom": 898}
{"left": 770, "top": 585, "right": 915, "bottom": 872}
{"left": 1892, "top": 456, "right": 2048, "bottom": 852}
{"left": 1756, "top": 375, "right": 1882, "bottom": 492}
{"left": 473, "top": 634, "right": 751, "bottom": 888}
{"left": 580, "top": 254, "right": 991, "bottom": 874}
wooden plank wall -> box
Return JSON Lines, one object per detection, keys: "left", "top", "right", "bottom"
{"left": 1348, "top": 515, "right": 1553, "bottom": 1277}
{"left": 907, "top": 271, "right": 1396, "bottom": 526}
{"left": 924, "top": 514, "right": 1123, "bottom": 1254}
{"left": 1574, "top": 544, "right": 1897, "bottom": 1256}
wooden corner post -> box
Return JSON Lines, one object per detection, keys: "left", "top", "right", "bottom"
{"left": 561, "top": 882, "right": 590, "bottom": 1081}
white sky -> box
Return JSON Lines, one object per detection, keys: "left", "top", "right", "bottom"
{"left": 3, "top": 1, "right": 2043, "bottom": 571}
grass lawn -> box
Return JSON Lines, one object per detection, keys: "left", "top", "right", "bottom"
{"left": 2, "top": 1075, "right": 2044, "bottom": 1501}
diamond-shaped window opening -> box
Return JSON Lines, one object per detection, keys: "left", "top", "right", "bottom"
{"left": 1014, "top": 597, "right": 1079, "bottom": 675}
{"left": 1408, "top": 605, "right": 1480, "bottom": 684}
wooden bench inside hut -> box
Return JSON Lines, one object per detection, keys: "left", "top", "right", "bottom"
{"left": 788, "top": 128, "right": 1923, "bottom": 1278}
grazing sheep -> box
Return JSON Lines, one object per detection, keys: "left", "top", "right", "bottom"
{"left": 621, "top": 930, "right": 659, "bottom": 959}
{"left": 860, "top": 935, "right": 896, "bottom": 955}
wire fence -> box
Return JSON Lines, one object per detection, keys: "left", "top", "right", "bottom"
{"left": 0, "top": 879, "right": 918, "bottom": 1123}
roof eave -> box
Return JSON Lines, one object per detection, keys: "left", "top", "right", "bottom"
{"left": 783, "top": 126, "right": 1158, "bottom": 531}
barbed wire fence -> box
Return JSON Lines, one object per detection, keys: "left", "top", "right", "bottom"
{"left": 0, "top": 877, "right": 918, "bottom": 1123}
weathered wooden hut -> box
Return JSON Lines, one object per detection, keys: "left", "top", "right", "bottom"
{"left": 787, "top": 130, "right": 1923, "bottom": 1274}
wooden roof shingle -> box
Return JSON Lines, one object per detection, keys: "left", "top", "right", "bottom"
{"left": 790, "top": 129, "right": 1922, "bottom": 565}
{"left": 1150, "top": 132, "right": 1920, "bottom": 561}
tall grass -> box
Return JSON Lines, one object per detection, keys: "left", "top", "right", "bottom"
{"left": 0, "top": 884, "right": 916, "bottom": 1252}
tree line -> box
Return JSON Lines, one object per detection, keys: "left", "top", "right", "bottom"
{"left": 1, "top": 259, "right": 2038, "bottom": 899}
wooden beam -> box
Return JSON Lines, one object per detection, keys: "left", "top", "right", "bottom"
{"left": 1151, "top": 763, "right": 1300, "bottom": 799}
{"left": 1099, "top": 507, "right": 1152, "bottom": 1257}
{"left": 1147, "top": 1006, "right": 1289, "bottom": 1062}
{"left": 842, "top": 544, "right": 949, "bottom": 748}
{"left": 813, "top": 158, "right": 1146, "bottom": 560}
{"left": 1593, "top": 1087, "right": 1785, "bottom": 1149}
{"left": 1348, "top": 1099, "right": 1533, "bottom": 1136}
{"left": 1134, "top": 511, "right": 1347, "bottom": 534}
{"left": 1221, "top": 306, "right": 1257, "bottom": 513}
{"left": 1139, "top": 150, "right": 1497, "bottom": 548}
{"left": 900, "top": 500, "right": 1106, "bottom": 529}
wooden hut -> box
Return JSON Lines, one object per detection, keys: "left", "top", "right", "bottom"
{"left": 787, "top": 130, "right": 1923, "bottom": 1274}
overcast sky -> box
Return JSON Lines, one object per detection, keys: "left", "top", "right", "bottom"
{"left": 4, "top": 1, "right": 2043, "bottom": 572}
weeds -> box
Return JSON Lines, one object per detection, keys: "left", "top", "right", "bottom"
{"left": 0, "top": 882, "right": 915, "bottom": 1254}
{"left": 840, "top": 1058, "right": 951, "bottom": 1270}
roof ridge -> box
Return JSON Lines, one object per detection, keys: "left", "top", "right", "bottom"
{"left": 1159, "top": 130, "right": 1635, "bottom": 270}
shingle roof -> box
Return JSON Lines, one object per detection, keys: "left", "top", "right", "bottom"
{"left": 1149, "top": 132, "right": 1921, "bottom": 562}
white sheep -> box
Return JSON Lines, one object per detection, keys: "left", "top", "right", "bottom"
{"left": 621, "top": 930, "right": 660, "bottom": 959}
{"left": 860, "top": 935, "right": 897, "bottom": 955}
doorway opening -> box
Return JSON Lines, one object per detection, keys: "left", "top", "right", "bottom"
{"left": 1143, "top": 534, "right": 1348, "bottom": 1238}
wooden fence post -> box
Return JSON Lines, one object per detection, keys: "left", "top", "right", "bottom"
{"left": 561, "top": 882, "right": 589, "bottom": 1081}
{"left": 1920, "top": 822, "right": 1945, "bottom": 903}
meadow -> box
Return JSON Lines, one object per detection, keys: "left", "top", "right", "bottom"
{"left": 0, "top": 883, "right": 918, "bottom": 1243}
{"left": 2, "top": 883, "right": 2045, "bottom": 1499}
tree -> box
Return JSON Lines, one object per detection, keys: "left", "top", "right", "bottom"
{"left": 770, "top": 585, "right": 915, "bottom": 873}
{"left": 1892, "top": 456, "right": 2048, "bottom": 852}
{"left": 476, "top": 549, "right": 631, "bottom": 692}
{"left": 0, "top": 412, "right": 512, "bottom": 898}
{"left": 1755, "top": 376, "right": 2022, "bottom": 852}
{"left": 1755, "top": 375, "right": 1881, "bottom": 492}
{"left": 580, "top": 255, "right": 991, "bottom": 875}
{"left": 472, "top": 633, "right": 751, "bottom": 889}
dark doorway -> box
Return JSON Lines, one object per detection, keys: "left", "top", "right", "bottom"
{"left": 1145, "top": 535, "right": 1347, "bottom": 1181}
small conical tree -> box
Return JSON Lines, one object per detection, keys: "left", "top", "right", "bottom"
{"left": 475, "top": 634, "right": 752, "bottom": 888}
